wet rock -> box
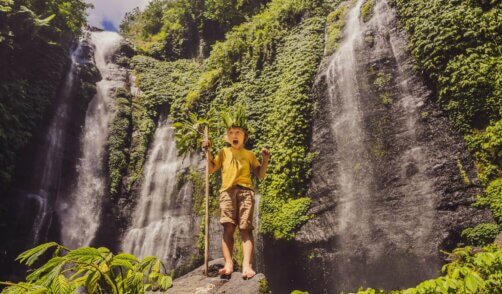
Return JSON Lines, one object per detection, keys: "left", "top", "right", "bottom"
{"left": 169, "top": 258, "right": 269, "bottom": 294}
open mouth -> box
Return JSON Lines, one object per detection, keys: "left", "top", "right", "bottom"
{"left": 232, "top": 139, "right": 238, "bottom": 145}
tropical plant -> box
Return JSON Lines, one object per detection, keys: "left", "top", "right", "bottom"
{"left": 358, "top": 245, "right": 502, "bottom": 294}
{"left": 0, "top": 242, "right": 172, "bottom": 294}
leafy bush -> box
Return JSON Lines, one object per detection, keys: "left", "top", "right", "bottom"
{"left": 462, "top": 223, "right": 500, "bottom": 247}
{"left": 0, "top": 242, "right": 172, "bottom": 293}
{"left": 475, "top": 179, "right": 502, "bottom": 224}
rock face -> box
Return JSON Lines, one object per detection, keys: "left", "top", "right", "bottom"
{"left": 169, "top": 258, "right": 270, "bottom": 294}
{"left": 263, "top": 0, "right": 491, "bottom": 293}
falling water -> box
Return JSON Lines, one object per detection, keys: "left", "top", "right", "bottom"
{"left": 294, "top": 0, "right": 441, "bottom": 292}
{"left": 59, "top": 31, "right": 125, "bottom": 249}
{"left": 122, "top": 119, "right": 196, "bottom": 268}
{"left": 26, "top": 42, "right": 83, "bottom": 244}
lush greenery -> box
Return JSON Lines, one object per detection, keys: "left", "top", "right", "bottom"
{"left": 119, "top": 0, "right": 268, "bottom": 60}
{"left": 107, "top": 88, "right": 133, "bottom": 199}
{"left": 0, "top": 242, "right": 172, "bottom": 293}
{"left": 121, "top": 56, "right": 202, "bottom": 191}
{"left": 0, "top": 0, "right": 88, "bottom": 192}
{"left": 325, "top": 0, "right": 350, "bottom": 56}
{"left": 173, "top": 0, "right": 334, "bottom": 240}
{"left": 358, "top": 245, "right": 502, "bottom": 294}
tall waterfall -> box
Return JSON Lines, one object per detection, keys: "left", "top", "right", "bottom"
{"left": 283, "top": 0, "right": 479, "bottom": 292}
{"left": 25, "top": 43, "right": 83, "bottom": 244}
{"left": 122, "top": 119, "right": 197, "bottom": 269}
{"left": 59, "top": 31, "right": 125, "bottom": 249}
{"left": 327, "top": 0, "right": 435, "bottom": 289}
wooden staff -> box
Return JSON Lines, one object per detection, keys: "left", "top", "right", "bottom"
{"left": 204, "top": 125, "right": 209, "bottom": 276}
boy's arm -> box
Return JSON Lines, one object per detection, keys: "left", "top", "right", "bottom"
{"left": 202, "top": 139, "right": 220, "bottom": 174}
{"left": 207, "top": 151, "right": 219, "bottom": 174}
{"left": 256, "top": 148, "right": 270, "bottom": 179}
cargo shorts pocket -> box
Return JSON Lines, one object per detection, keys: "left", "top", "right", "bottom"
{"left": 219, "top": 189, "right": 237, "bottom": 225}
{"left": 237, "top": 189, "right": 254, "bottom": 230}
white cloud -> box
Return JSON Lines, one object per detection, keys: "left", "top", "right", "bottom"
{"left": 86, "top": 0, "right": 151, "bottom": 31}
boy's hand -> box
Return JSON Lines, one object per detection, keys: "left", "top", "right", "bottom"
{"left": 261, "top": 147, "right": 270, "bottom": 159}
{"left": 202, "top": 138, "right": 211, "bottom": 150}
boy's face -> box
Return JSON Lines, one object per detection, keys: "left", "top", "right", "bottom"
{"left": 226, "top": 127, "right": 246, "bottom": 149}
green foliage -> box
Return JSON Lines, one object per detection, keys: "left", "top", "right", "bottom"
{"left": 107, "top": 88, "right": 133, "bottom": 199}
{"left": 120, "top": 0, "right": 268, "bottom": 59}
{"left": 0, "top": 243, "right": 172, "bottom": 293}
{"left": 0, "top": 0, "right": 88, "bottom": 191}
{"left": 465, "top": 120, "right": 501, "bottom": 185}
{"left": 390, "top": 0, "right": 501, "bottom": 133}
{"left": 358, "top": 246, "right": 502, "bottom": 294}
{"left": 475, "top": 179, "right": 502, "bottom": 224}
{"left": 361, "top": 0, "right": 375, "bottom": 22}
{"left": 325, "top": 1, "right": 350, "bottom": 56}
{"left": 126, "top": 56, "right": 202, "bottom": 187}
{"left": 462, "top": 223, "right": 499, "bottom": 247}
{"left": 259, "top": 278, "right": 272, "bottom": 294}
{"left": 160, "top": 0, "right": 329, "bottom": 240}
{"left": 172, "top": 110, "right": 219, "bottom": 157}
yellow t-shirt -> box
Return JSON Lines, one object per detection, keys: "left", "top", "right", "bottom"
{"left": 213, "top": 147, "right": 261, "bottom": 192}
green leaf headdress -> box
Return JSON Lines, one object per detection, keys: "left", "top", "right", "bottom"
{"left": 220, "top": 105, "right": 251, "bottom": 135}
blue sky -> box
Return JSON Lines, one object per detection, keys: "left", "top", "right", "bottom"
{"left": 86, "top": 0, "right": 151, "bottom": 31}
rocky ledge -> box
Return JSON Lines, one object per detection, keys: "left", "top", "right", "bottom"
{"left": 169, "top": 258, "right": 270, "bottom": 294}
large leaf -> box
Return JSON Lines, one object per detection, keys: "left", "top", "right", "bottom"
{"left": 16, "top": 242, "right": 59, "bottom": 266}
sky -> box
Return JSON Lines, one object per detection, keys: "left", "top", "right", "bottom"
{"left": 86, "top": 0, "right": 151, "bottom": 31}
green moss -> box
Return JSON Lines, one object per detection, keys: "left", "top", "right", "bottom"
{"left": 380, "top": 92, "right": 392, "bottom": 106}
{"left": 461, "top": 223, "right": 499, "bottom": 247}
{"left": 360, "top": 0, "right": 375, "bottom": 22}
{"left": 259, "top": 278, "right": 272, "bottom": 294}
{"left": 373, "top": 72, "right": 392, "bottom": 90}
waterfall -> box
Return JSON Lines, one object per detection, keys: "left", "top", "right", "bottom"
{"left": 59, "top": 31, "right": 125, "bottom": 249}
{"left": 25, "top": 42, "right": 83, "bottom": 245}
{"left": 122, "top": 119, "right": 197, "bottom": 269}
{"left": 286, "top": 0, "right": 456, "bottom": 292}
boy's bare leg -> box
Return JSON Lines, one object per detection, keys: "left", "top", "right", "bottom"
{"left": 240, "top": 229, "right": 256, "bottom": 279}
{"left": 219, "top": 223, "right": 236, "bottom": 275}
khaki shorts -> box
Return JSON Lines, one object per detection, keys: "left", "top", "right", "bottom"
{"left": 219, "top": 186, "right": 255, "bottom": 230}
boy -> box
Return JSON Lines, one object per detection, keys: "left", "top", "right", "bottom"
{"left": 202, "top": 123, "right": 270, "bottom": 279}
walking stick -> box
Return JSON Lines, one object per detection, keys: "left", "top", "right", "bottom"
{"left": 204, "top": 125, "right": 210, "bottom": 276}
